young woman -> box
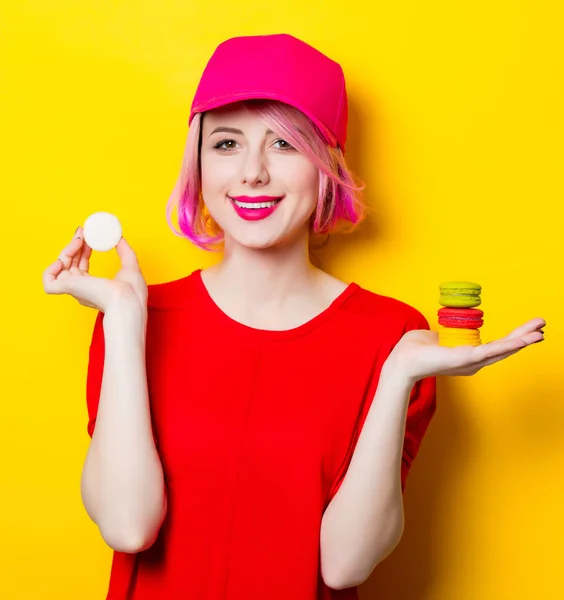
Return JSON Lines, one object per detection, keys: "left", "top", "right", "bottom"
{"left": 42, "top": 34, "right": 545, "bottom": 600}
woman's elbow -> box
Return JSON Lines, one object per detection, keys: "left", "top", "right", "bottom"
{"left": 100, "top": 526, "right": 158, "bottom": 554}
{"left": 322, "top": 521, "right": 405, "bottom": 590}
{"left": 99, "top": 508, "right": 167, "bottom": 553}
{"left": 322, "top": 569, "right": 360, "bottom": 591}
{"left": 322, "top": 559, "right": 376, "bottom": 591}
{"left": 98, "top": 495, "right": 168, "bottom": 554}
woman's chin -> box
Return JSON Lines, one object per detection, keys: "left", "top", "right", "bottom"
{"left": 226, "top": 231, "right": 285, "bottom": 250}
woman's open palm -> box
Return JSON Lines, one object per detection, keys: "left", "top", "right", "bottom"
{"left": 389, "top": 318, "right": 546, "bottom": 382}
{"left": 42, "top": 226, "right": 148, "bottom": 314}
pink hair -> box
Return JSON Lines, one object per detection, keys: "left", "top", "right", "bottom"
{"left": 167, "top": 100, "right": 366, "bottom": 250}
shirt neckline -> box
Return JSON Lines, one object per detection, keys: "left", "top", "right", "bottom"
{"left": 194, "top": 268, "right": 360, "bottom": 341}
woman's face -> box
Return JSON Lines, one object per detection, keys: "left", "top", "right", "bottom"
{"left": 200, "top": 104, "right": 319, "bottom": 250}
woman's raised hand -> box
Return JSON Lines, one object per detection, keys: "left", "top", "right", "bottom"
{"left": 387, "top": 317, "right": 546, "bottom": 384}
{"left": 42, "top": 226, "right": 148, "bottom": 314}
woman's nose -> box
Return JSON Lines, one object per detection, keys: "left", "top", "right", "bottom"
{"left": 241, "top": 149, "right": 270, "bottom": 186}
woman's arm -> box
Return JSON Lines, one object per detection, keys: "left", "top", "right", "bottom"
{"left": 319, "top": 360, "right": 413, "bottom": 590}
{"left": 81, "top": 299, "right": 167, "bottom": 554}
{"left": 320, "top": 317, "right": 544, "bottom": 590}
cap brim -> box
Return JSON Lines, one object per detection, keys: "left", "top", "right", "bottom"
{"left": 190, "top": 91, "right": 338, "bottom": 149}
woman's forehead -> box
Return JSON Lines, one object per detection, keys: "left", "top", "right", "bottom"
{"left": 204, "top": 103, "right": 257, "bottom": 124}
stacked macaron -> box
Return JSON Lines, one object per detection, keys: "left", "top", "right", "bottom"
{"left": 438, "top": 282, "right": 483, "bottom": 347}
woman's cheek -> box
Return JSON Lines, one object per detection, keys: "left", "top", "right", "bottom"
{"left": 204, "top": 157, "right": 240, "bottom": 190}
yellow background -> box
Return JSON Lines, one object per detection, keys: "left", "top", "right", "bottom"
{"left": 1, "top": 1, "right": 562, "bottom": 598}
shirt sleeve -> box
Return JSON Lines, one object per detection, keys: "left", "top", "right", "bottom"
{"left": 85, "top": 311, "right": 105, "bottom": 438}
{"left": 326, "top": 308, "right": 437, "bottom": 502}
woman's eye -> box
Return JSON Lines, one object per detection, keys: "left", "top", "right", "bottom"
{"left": 212, "top": 138, "right": 294, "bottom": 151}
{"left": 213, "top": 139, "right": 238, "bottom": 150}
{"left": 274, "top": 139, "right": 294, "bottom": 150}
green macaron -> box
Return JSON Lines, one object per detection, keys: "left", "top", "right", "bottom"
{"left": 439, "top": 281, "right": 482, "bottom": 308}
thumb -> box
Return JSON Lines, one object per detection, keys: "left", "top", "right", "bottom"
{"left": 42, "top": 259, "right": 65, "bottom": 294}
{"left": 115, "top": 237, "right": 140, "bottom": 269}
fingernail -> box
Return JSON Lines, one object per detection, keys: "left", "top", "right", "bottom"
{"left": 74, "top": 226, "right": 79, "bottom": 234}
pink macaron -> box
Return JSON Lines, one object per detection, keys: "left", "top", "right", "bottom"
{"left": 437, "top": 308, "right": 484, "bottom": 329}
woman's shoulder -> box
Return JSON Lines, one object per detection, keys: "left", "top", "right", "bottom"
{"left": 344, "top": 283, "right": 431, "bottom": 331}
{"left": 146, "top": 269, "right": 203, "bottom": 310}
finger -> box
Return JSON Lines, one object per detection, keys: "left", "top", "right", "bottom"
{"left": 477, "top": 345, "right": 526, "bottom": 369}
{"left": 70, "top": 227, "right": 84, "bottom": 269}
{"left": 70, "top": 249, "right": 83, "bottom": 273}
{"left": 474, "top": 327, "right": 545, "bottom": 361}
{"left": 469, "top": 339, "right": 526, "bottom": 364}
{"left": 116, "top": 237, "right": 139, "bottom": 269}
{"left": 501, "top": 318, "right": 546, "bottom": 341}
{"left": 47, "top": 270, "right": 107, "bottom": 307}
{"left": 42, "top": 259, "right": 65, "bottom": 293}
{"left": 450, "top": 348, "right": 522, "bottom": 374}
{"left": 450, "top": 342, "right": 531, "bottom": 375}
{"left": 78, "top": 240, "right": 93, "bottom": 272}
{"left": 58, "top": 235, "right": 84, "bottom": 269}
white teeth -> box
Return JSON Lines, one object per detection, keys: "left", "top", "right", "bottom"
{"left": 233, "top": 200, "right": 279, "bottom": 209}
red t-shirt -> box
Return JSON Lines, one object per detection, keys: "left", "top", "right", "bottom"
{"left": 86, "top": 269, "right": 436, "bottom": 599}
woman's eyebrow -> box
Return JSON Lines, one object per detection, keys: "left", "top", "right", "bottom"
{"left": 209, "top": 126, "right": 242, "bottom": 136}
{"left": 208, "top": 127, "right": 275, "bottom": 137}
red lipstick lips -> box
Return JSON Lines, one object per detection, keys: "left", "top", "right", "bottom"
{"left": 229, "top": 195, "right": 284, "bottom": 221}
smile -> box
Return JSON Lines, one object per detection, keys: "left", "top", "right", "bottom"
{"left": 233, "top": 199, "right": 281, "bottom": 209}
{"left": 228, "top": 195, "right": 285, "bottom": 221}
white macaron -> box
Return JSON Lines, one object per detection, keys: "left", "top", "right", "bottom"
{"left": 83, "top": 212, "right": 123, "bottom": 252}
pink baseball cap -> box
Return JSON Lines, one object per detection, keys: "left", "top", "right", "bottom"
{"left": 189, "top": 34, "right": 349, "bottom": 152}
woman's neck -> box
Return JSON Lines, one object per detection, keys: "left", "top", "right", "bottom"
{"left": 208, "top": 233, "right": 319, "bottom": 305}
{"left": 199, "top": 231, "right": 349, "bottom": 330}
